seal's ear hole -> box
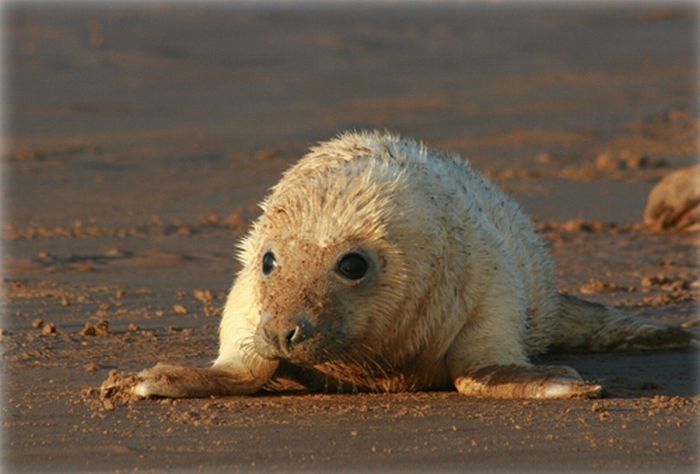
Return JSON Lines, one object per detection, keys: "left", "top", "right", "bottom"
{"left": 262, "top": 251, "right": 277, "bottom": 276}
{"left": 335, "top": 252, "right": 368, "bottom": 281}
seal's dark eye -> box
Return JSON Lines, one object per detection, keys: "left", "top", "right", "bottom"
{"left": 336, "top": 252, "right": 368, "bottom": 281}
{"left": 262, "top": 251, "right": 276, "bottom": 276}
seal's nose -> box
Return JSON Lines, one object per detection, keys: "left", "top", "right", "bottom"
{"left": 261, "top": 311, "right": 314, "bottom": 355}
{"left": 262, "top": 325, "right": 302, "bottom": 353}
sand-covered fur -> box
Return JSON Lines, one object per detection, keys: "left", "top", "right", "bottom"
{"left": 134, "top": 131, "right": 693, "bottom": 400}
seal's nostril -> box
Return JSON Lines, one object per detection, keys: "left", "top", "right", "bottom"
{"left": 285, "top": 326, "right": 302, "bottom": 345}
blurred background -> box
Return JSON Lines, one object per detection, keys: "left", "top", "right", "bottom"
{"left": 6, "top": 3, "right": 697, "bottom": 231}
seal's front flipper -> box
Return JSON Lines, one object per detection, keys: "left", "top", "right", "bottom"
{"left": 133, "top": 362, "right": 271, "bottom": 398}
{"left": 452, "top": 364, "right": 604, "bottom": 399}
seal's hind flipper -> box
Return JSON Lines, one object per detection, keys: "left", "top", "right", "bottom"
{"left": 548, "top": 294, "right": 695, "bottom": 353}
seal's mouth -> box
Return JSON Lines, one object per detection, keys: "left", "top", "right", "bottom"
{"left": 253, "top": 334, "right": 281, "bottom": 361}
{"left": 253, "top": 331, "right": 333, "bottom": 365}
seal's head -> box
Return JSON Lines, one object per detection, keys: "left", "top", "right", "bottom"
{"left": 241, "top": 133, "right": 448, "bottom": 369}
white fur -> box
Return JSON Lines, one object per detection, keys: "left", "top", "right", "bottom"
{"left": 217, "top": 131, "right": 562, "bottom": 392}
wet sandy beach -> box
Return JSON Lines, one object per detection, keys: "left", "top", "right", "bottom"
{"left": 3, "top": 3, "right": 699, "bottom": 472}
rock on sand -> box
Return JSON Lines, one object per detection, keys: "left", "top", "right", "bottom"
{"left": 644, "top": 165, "right": 700, "bottom": 231}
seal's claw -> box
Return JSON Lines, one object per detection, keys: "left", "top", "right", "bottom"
{"left": 132, "top": 380, "right": 156, "bottom": 398}
{"left": 543, "top": 379, "right": 604, "bottom": 399}
{"left": 131, "top": 362, "right": 185, "bottom": 398}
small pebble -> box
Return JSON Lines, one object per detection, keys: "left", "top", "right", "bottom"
{"left": 42, "top": 323, "right": 57, "bottom": 335}
{"left": 80, "top": 323, "right": 97, "bottom": 337}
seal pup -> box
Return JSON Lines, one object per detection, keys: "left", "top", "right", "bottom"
{"left": 134, "top": 131, "right": 694, "bottom": 399}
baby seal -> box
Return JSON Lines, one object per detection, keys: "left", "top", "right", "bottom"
{"left": 134, "top": 131, "right": 693, "bottom": 399}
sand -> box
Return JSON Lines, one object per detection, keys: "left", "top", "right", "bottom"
{"left": 2, "top": 3, "right": 698, "bottom": 472}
